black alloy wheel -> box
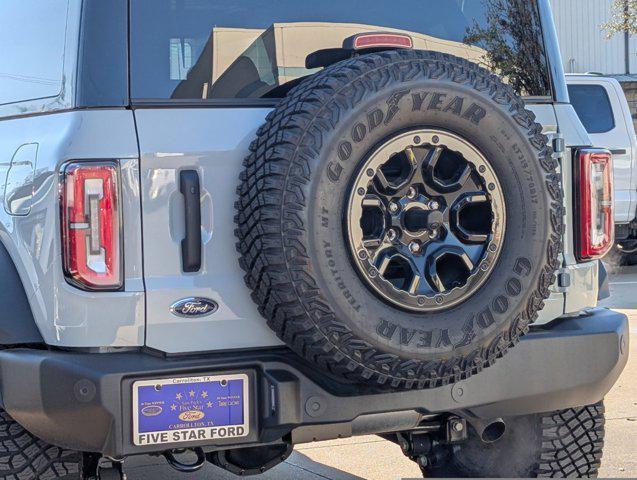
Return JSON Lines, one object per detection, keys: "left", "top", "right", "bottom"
{"left": 347, "top": 129, "right": 505, "bottom": 312}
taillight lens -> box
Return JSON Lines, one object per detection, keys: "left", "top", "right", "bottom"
{"left": 575, "top": 148, "right": 614, "bottom": 261}
{"left": 61, "top": 161, "right": 122, "bottom": 290}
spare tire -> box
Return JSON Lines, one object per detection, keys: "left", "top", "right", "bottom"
{"left": 235, "top": 50, "right": 562, "bottom": 389}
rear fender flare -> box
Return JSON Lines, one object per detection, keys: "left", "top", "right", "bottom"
{"left": 0, "top": 241, "right": 44, "bottom": 346}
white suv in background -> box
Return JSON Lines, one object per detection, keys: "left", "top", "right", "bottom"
{"left": 567, "top": 74, "right": 637, "bottom": 264}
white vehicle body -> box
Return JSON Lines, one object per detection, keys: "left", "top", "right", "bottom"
{"left": 567, "top": 74, "right": 637, "bottom": 224}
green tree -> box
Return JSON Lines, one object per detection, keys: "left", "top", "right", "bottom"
{"left": 464, "top": 0, "right": 550, "bottom": 95}
{"left": 602, "top": 0, "right": 637, "bottom": 38}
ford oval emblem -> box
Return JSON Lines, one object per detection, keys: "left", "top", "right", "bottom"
{"left": 141, "top": 405, "right": 163, "bottom": 417}
{"left": 170, "top": 298, "right": 218, "bottom": 318}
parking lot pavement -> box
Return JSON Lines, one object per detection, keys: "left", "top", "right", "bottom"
{"left": 125, "top": 267, "right": 637, "bottom": 479}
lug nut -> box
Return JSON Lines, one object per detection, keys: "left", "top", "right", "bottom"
{"left": 409, "top": 241, "right": 422, "bottom": 254}
{"left": 428, "top": 200, "right": 440, "bottom": 210}
{"left": 386, "top": 229, "right": 398, "bottom": 242}
{"left": 428, "top": 229, "right": 438, "bottom": 239}
{"left": 407, "top": 187, "right": 418, "bottom": 199}
{"left": 389, "top": 202, "right": 400, "bottom": 214}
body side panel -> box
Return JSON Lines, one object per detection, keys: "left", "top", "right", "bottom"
{"left": 0, "top": 110, "right": 144, "bottom": 347}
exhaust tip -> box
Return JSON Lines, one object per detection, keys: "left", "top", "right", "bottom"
{"left": 481, "top": 419, "right": 506, "bottom": 443}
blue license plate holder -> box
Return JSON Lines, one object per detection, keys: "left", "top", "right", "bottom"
{"left": 132, "top": 374, "right": 249, "bottom": 446}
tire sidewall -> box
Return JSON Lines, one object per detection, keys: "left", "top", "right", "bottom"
{"left": 304, "top": 79, "right": 551, "bottom": 360}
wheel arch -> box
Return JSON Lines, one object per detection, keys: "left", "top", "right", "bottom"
{"left": 0, "top": 240, "right": 44, "bottom": 346}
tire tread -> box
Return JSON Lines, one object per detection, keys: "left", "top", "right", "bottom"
{"left": 534, "top": 402, "right": 605, "bottom": 478}
{"left": 0, "top": 410, "right": 79, "bottom": 480}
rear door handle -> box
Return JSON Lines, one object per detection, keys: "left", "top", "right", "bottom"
{"left": 610, "top": 149, "right": 627, "bottom": 155}
{"left": 180, "top": 170, "right": 202, "bottom": 272}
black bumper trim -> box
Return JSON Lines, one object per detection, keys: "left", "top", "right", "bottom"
{"left": 0, "top": 308, "right": 628, "bottom": 457}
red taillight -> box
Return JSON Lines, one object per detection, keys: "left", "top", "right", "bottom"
{"left": 575, "top": 148, "right": 614, "bottom": 261}
{"left": 352, "top": 33, "right": 413, "bottom": 50}
{"left": 61, "top": 161, "right": 122, "bottom": 290}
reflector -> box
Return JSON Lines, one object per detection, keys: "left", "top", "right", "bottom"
{"left": 61, "top": 161, "right": 122, "bottom": 290}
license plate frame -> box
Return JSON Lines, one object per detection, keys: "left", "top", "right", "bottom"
{"left": 132, "top": 373, "right": 250, "bottom": 446}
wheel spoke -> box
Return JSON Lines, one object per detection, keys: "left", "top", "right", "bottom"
{"left": 407, "top": 274, "right": 422, "bottom": 295}
{"left": 461, "top": 192, "right": 488, "bottom": 204}
{"left": 401, "top": 245, "right": 439, "bottom": 295}
{"left": 362, "top": 237, "right": 383, "bottom": 249}
{"left": 455, "top": 164, "right": 472, "bottom": 188}
{"left": 444, "top": 186, "right": 483, "bottom": 211}
{"left": 425, "top": 146, "right": 444, "bottom": 166}
{"left": 404, "top": 147, "right": 418, "bottom": 166}
{"left": 375, "top": 169, "right": 392, "bottom": 191}
{"left": 429, "top": 272, "right": 446, "bottom": 293}
{"left": 362, "top": 194, "right": 385, "bottom": 209}
{"left": 376, "top": 254, "right": 393, "bottom": 276}
{"left": 443, "top": 230, "right": 483, "bottom": 263}
{"left": 405, "top": 147, "right": 430, "bottom": 188}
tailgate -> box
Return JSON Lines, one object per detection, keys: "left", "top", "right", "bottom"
{"left": 134, "top": 108, "right": 282, "bottom": 353}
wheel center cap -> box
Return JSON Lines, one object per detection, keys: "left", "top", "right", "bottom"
{"left": 402, "top": 204, "right": 443, "bottom": 234}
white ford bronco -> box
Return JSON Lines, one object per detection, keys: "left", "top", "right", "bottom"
{"left": 0, "top": 0, "right": 629, "bottom": 478}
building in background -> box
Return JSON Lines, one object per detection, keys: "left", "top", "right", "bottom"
{"left": 551, "top": 0, "right": 636, "bottom": 125}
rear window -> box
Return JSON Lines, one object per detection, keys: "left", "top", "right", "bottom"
{"left": 130, "top": 0, "right": 552, "bottom": 102}
{"left": 0, "top": 0, "right": 68, "bottom": 105}
{"left": 622, "top": 81, "right": 637, "bottom": 132}
{"left": 568, "top": 84, "right": 615, "bottom": 134}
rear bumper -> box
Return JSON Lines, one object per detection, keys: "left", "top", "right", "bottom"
{"left": 0, "top": 308, "right": 628, "bottom": 458}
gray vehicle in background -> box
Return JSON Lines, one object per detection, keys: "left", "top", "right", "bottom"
{"left": 0, "top": 1, "right": 628, "bottom": 478}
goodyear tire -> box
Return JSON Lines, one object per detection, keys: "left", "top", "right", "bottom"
{"left": 0, "top": 409, "right": 80, "bottom": 479}
{"left": 421, "top": 402, "right": 605, "bottom": 478}
{"left": 236, "top": 50, "right": 562, "bottom": 389}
